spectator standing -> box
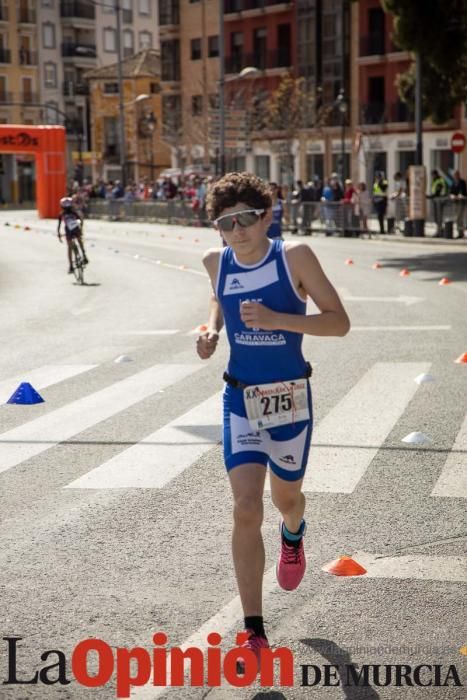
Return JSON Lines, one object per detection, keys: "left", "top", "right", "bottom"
{"left": 342, "top": 179, "right": 357, "bottom": 235}
{"left": 321, "top": 178, "right": 335, "bottom": 235}
{"left": 372, "top": 172, "right": 388, "bottom": 234}
{"left": 300, "top": 181, "right": 314, "bottom": 235}
{"left": 356, "top": 182, "right": 371, "bottom": 234}
{"left": 290, "top": 180, "right": 304, "bottom": 234}
{"left": 266, "top": 182, "right": 284, "bottom": 239}
{"left": 388, "top": 171, "right": 405, "bottom": 232}
{"left": 430, "top": 169, "right": 448, "bottom": 236}
{"left": 450, "top": 170, "right": 467, "bottom": 238}
{"left": 111, "top": 180, "right": 124, "bottom": 199}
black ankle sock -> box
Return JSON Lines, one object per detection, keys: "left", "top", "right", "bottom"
{"left": 244, "top": 616, "right": 265, "bottom": 638}
{"left": 282, "top": 521, "right": 305, "bottom": 548}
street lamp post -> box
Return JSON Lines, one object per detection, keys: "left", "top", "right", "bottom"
{"left": 79, "top": 0, "right": 127, "bottom": 185}
{"left": 218, "top": 65, "right": 260, "bottom": 175}
{"left": 337, "top": 89, "right": 348, "bottom": 183}
{"left": 218, "top": 0, "right": 226, "bottom": 175}
{"left": 114, "top": 0, "right": 126, "bottom": 186}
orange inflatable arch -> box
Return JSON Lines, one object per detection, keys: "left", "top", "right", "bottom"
{"left": 0, "top": 125, "right": 66, "bottom": 218}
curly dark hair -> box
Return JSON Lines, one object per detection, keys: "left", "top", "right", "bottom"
{"left": 206, "top": 172, "right": 272, "bottom": 221}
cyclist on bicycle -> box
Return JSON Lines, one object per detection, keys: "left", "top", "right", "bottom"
{"left": 57, "top": 196, "right": 89, "bottom": 273}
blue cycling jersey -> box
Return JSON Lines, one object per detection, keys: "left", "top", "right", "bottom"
{"left": 216, "top": 238, "right": 307, "bottom": 385}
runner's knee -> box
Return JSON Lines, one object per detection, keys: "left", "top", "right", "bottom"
{"left": 271, "top": 489, "right": 303, "bottom": 515}
{"left": 233, "top": 495, "right": 263, "bottom": 528}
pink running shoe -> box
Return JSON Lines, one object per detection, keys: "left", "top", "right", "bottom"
{"left": 276, "top": 521, "right": 306, "bottom": 591}
{"left": 236, "top": 630, "right": 270, "bottom": 674}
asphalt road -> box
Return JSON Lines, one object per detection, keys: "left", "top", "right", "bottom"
{"left": 0, "top": 211, "right": 466, "bottom": 700}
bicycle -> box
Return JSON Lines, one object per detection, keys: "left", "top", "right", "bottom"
{"left": 71, "top": 239, "right": 85, "bottom": 285}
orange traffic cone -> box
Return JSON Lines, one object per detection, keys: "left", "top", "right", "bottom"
{"left": 372, "top": 262, "right": 381, "bottom": 269}
{"left": 455, "top": 353, "right": 467, "bottom": 364}
{"left": 199, "top": 324, "right": 208, "bottom": 332}
{"left": 400, "top": 268, "right": 410, "bottom": 277}
{"left": 439, "top": 277, "right": 451, "bottom": 285}
{"left": 345, "top": 258, "right": 354, "bottom": 265}
{"left": 322, "top": 555, "right": 367, "bottom": 576}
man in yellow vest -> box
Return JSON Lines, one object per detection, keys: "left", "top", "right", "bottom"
{"left": 430, "top": 169, "right": 447, "bottom": 235}
{"left": 372, "top": 171, "right": 388, "bottom": 234}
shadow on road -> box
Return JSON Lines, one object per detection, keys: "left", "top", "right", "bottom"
{"left": 378, "top": 251, "right": 467, "bottom": 282}
{"left": 72, "top": 282, "right": 102, "bottom": 287}
{"left": 299, "top": 638, "right": 380, "bottom": 699}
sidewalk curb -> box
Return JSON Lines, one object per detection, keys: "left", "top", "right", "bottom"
{"left": 369, "top": 234, "right": 466, "bottom": 248}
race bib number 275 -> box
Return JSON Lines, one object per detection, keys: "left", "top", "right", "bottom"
{"left": 243, "top": 379, "right": 309, "bottom": 431}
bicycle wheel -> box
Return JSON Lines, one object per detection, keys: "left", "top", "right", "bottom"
{"left": 71, "top": 241, "right": 84, "bottom": 285}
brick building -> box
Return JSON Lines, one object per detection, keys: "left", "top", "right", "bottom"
{"left": 355, "top": 0, "right": 467, "bottom": 186}
{"left": 87, "top": 50, "right": 171, "bottom": 183}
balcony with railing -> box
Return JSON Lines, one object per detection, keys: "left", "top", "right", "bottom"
{"left": 62, "top": 80, "right": 90, "bottom": 96}
{"left": 226, "top": 47, "right": 291, "bottom": 73}
{"left": 360, "top": 102, "right": 386, "bottom": 124}
{"left": 360, "top": 101, "right": 415, "bottom": 125}
{"left": 18, "top": 7, "right": 36, "bottom": 23}
{"left": 19, "top": 49, "right": 37, "bottom": 65}
{"left": 0, "top": 48, "right": 11, "bottom": 63}
{"left": 62, "top": 42, "right": 97, "bottom": 59}
{"left": 388, "top": 101, "right": 414, "bottom": 123}
{"left": 21, "top": 92, "right": 40, "bottom": 105}
{"left": 0, "top": 91, "right": 13, "bottom": 103}
{"left": 0, "top": 5, "right": 8, "bottom": 21}
{"left": 159, "top": 1, "right": 180, "bottom": 25}
{"left": 359, "top": 33, "right": 386, "bottom": 56}
{"left": 60, "top": 1, "right": 95, "bottom": 20}
{"left": 224, "top": 0, "right": 290, "bottom": 13}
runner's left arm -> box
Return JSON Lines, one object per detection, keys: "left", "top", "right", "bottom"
{"left": 240, "top": 243, "right": 350, "bottom": 337}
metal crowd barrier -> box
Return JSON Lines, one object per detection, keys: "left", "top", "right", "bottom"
{"left": 86, "top": 196, "right": 466, "bottom": 238}
{"left": 87, "top": 198, "right": 209, "bottom": 226}
{"left": 284, "top": 197, "right": 466, "bottom": 238}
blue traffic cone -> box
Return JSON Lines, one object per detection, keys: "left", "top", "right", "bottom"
{"left": 7, "top": 382, "right": 44, "bottom": 405}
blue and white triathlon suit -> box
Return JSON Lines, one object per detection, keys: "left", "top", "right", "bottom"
{"left": 216, "top": 238, "right": 313, "bottom": 481}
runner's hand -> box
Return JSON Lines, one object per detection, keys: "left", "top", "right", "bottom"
{"left": 240, "top": 301, "right": 278, "bottom": 330}
{"left": 196, "top": 330, "right": 219, "bottom": 359}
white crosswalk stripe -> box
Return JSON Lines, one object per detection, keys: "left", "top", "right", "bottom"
{"left": 65, "top": 392, "right": 222, "bottom": 488}
{"left": 0, "top": 364, "right": 201, "bottom": 476}
{"left": 2, "top": 359, "right": 463, "bottom": 504}
{"left": 266, "top": 362, "right": 431, "bottom": 493}
{"left": 431, "top": 412, "right": 467, "bottom": 498}
{"left": 0, "top": 364, "right": 97, "bottom": 404}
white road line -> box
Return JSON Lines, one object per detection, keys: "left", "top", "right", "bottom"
{"left": 0, "top": 364, "right": 201, "bottom": 476}
{"left": 350, "top": 326, "right": 451, "bottom": 331}
{"left": 343, "top": 295, "right": 424, "bottom": 306}
{"left": 271, "top": 362, "right": 431, "bottom": 494}
{"left": 66, "top": 392, "right": 222, "bottom": 488}
{"left": 0, "top": 365, "right": 97, "bottom": 405}
{"left": 354, "top": 551, "right": 467, "bottom": 583}
{"left": 130, "top": 567, "right": 278, "bottom": 699}
{"left": 431, "top": 413, "right": 467, "bottom": 498}
{"left": 119, "top": 330, "right": 180, "bottom": 336}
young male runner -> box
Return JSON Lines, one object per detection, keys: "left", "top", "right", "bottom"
{"left": 197, "top": 172, "right": 350, "bottom": 663}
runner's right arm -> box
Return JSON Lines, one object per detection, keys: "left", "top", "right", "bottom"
{"left": 197, "top": 249, "right": 224, "bottom": 360}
